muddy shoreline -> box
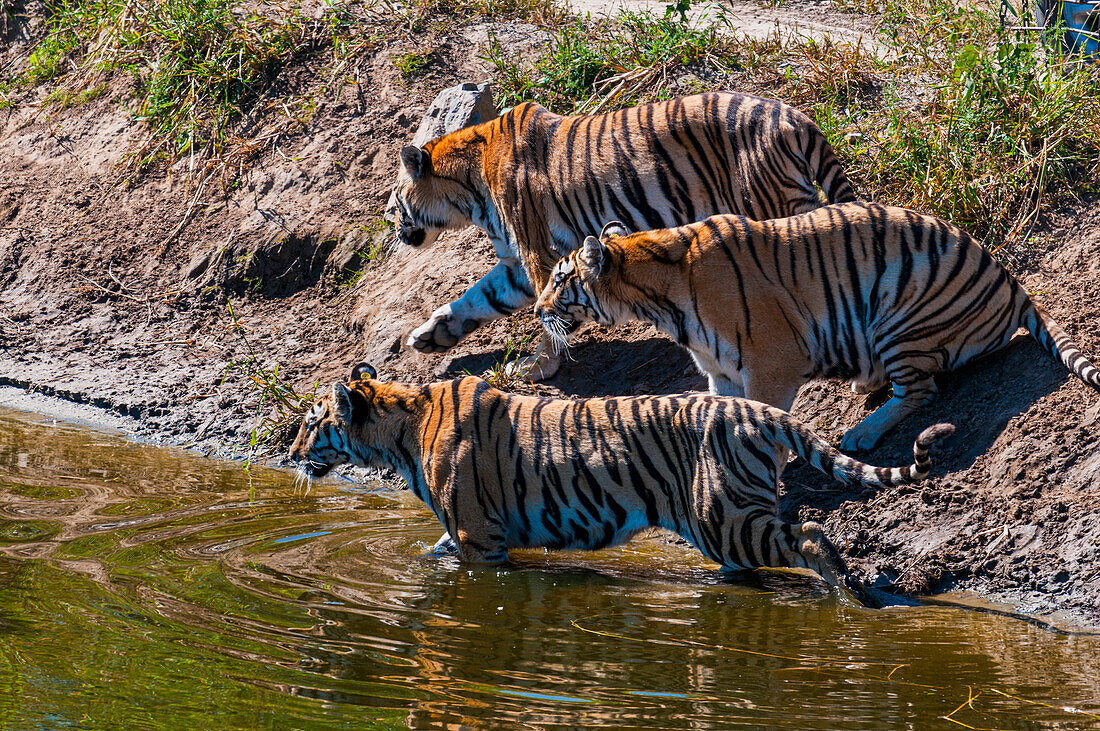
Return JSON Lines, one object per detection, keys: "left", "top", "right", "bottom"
{"left": 2, "top": 7, "right": 1099, "bottom": 629}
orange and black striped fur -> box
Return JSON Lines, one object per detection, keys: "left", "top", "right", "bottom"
{"left": 535, "top": 202, "right": 1100, "bottom": 451}
{"left": 289, "top": 364, "right": 954, "bottom": 602}
{"left": 390, "top": 92, "right": 855, "bottom": 379}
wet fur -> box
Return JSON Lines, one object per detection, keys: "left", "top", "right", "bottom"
{"left": 289, "top": 369, "right": 953, "bottom": 599}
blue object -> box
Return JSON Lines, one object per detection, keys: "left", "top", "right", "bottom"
{"left": 1059, "top": 1, "right": 1100, "bottom": 55}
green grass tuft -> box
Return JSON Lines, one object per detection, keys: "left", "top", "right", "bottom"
{"left": 394, "top": 50, "right": 432, "bottom": 78}
{"left": 485, "top": 8, "right": 744, "bottom": 113}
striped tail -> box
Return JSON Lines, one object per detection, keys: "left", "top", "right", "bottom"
{"left": 1023, "top": 302, "right": 1100, "bottom": 388}
{"left": 807, "top": 130, "right": 857, "bottom": 204}
{"left": 776, "top": 415, "right": 955, "bottom": 488}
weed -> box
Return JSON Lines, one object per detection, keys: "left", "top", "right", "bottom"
{"left": 474, "top": 332, "right": 537, "bottom": 390}
{"left": 222, "top": 299, "right": 317, "bottom": 465}
{"left": 394, "top": 50, "right": 432, "bottom": 78}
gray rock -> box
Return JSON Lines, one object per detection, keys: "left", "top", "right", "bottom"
{"left": 384, "top": 82, "right": 497, "bottom": 222}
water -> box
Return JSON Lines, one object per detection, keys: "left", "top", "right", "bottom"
{"left": 0, "top": 407, "right": 1097, "bottom": 730}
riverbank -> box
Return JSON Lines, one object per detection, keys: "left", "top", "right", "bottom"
{"left": 2, "top": 0, "right": 1099, "bottom": 629}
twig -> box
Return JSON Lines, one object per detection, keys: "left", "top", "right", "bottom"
{"left": 155, "top": 172, "right": 211, "bottom": 257}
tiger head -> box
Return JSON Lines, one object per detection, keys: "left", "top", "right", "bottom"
{"left": 390, "top": 139, "right": 479, "bottom": 249}
{"left": 534, "top": 221, "right": 631, "bottom": 351}
{"left": 287, "top": 363, "right": 412, "bottom": 479}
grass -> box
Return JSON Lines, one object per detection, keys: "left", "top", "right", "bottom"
{"left": 815, "top": 0, "right": 1100, "bottom": 254}
{"left": 485, "top": 4, "right": 888, "bottom": 114}
{"left": 15, "top": 0, "right": 328, "bottom": 176}
{"left": 484, "top": 7, "right": 747, "bottom": 113}
{"left": 394, "top": 50, "right": 433, "bottom": 78}
{"left": 475, "top": 332, "right": 537, "bottom": 390}
{"left": 333, "top": 218, "right": 397, "bottom": 290}
{"left": 8, "top": 0, "right": 572, "bottom": 182}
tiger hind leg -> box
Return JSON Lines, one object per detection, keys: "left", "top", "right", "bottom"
{"left": 702, "top": 420, "right": 865, "bottom": 599}
{"left": 719, "top": 509, "right": 856, "bottom": 595}
{"left": 840, "top": 375, "right": 938, "bottom": 452}
{"left": 740, "top": 369, "right": 803, "bottom": 488}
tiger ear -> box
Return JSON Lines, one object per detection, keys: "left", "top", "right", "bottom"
{"left": 600, "top": 221, "right": 630, "bottom": 239}
{"left": 332, "top": 381, "right": 369, "bottom": 424}
{"left": 350, "top": 362, "right": 377, "bottom": 382}
{"left": 400, "top": 145, "right": 431, "bottom": 180}
{"left": 332, "top": 382, "right": 353, "bottom": 420}
{"left": 581, "top": 235, "right": 605, "bottom": 277}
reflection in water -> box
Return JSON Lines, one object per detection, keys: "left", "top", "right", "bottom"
{"left": 0, "top": 407, "right": 1098, "bottom": 729}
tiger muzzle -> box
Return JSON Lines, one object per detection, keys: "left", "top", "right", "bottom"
{"left": 399, "top": 226, "right": 426, "bottom": 247}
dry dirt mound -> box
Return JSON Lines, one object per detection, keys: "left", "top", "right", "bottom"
{"left": 1, "top": 8, "right": 1098, "bottom": 629}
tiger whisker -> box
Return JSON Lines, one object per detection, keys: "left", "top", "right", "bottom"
{"left": 293, "top": 462, "right": 314, "bottom": 493}
{"left": 541, "top": 311, "right": 572, "bottom": 354}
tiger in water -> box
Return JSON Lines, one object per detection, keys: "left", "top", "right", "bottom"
{"left": 288, "top": 364, "right": 954, "bottom": 604}
{"left": 389, "top": 92, "right": 855, "bottom": 380}
{"left": 534, "top": 202, "right": 1100, "bottom": 452}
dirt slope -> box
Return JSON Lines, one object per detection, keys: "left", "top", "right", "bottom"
{"left": 1, "top": 8, "right": 1098, "bottom": 629}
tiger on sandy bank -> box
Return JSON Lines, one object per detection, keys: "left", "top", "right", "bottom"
{"left": 535, "top": 202, "right": 1100, "bottom": 452}
{"left": 289, "top": 364, "right": 954, "bottom": 605}
{"left": 389, "top": 91, "right": 855, "bottom": 380}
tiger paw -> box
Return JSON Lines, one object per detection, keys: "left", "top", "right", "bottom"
{"left": 407, "top": 306, "right": 480, "bottom": 354}
{"left": 427, "top": 532, "right": 458, "bottom": 555}
{"left": 839, "top": 424, "right": 885, "bottom": 453}
{"left": 851, "top": 378, "right": 887, "bottom": 395}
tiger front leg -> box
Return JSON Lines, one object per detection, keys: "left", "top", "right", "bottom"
{"left": 427, "top": 532, "right": 458, "bottom": 555}
{"left": 407, "top": 257, "right": 536, "bottom": 353}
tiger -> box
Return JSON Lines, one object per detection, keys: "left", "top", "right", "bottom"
{"left": 288, "top": 363, "right": 955, "bottom": 605}
{"left": 534, "top": 201, "right": 1100, "bottom": 452}
{"left": 389, "top": 91, "right": 855, "bottom": 380}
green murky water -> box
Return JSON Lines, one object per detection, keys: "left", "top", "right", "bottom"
{"left": 0, "top": 407, "right": 1098, "bottom": 730}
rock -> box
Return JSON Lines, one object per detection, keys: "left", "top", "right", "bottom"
{"left": 384, "top": 82, "right": 497, "bottom": 222}
{"left": 184, "top": 251, "right": 211, "bottom": 280}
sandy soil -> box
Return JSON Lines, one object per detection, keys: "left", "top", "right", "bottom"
{"left": 570, "top": 0, "right": 882, "bottom": 50}
{"left": 1, "top": 2, "right": 1098, "bottom": 629}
